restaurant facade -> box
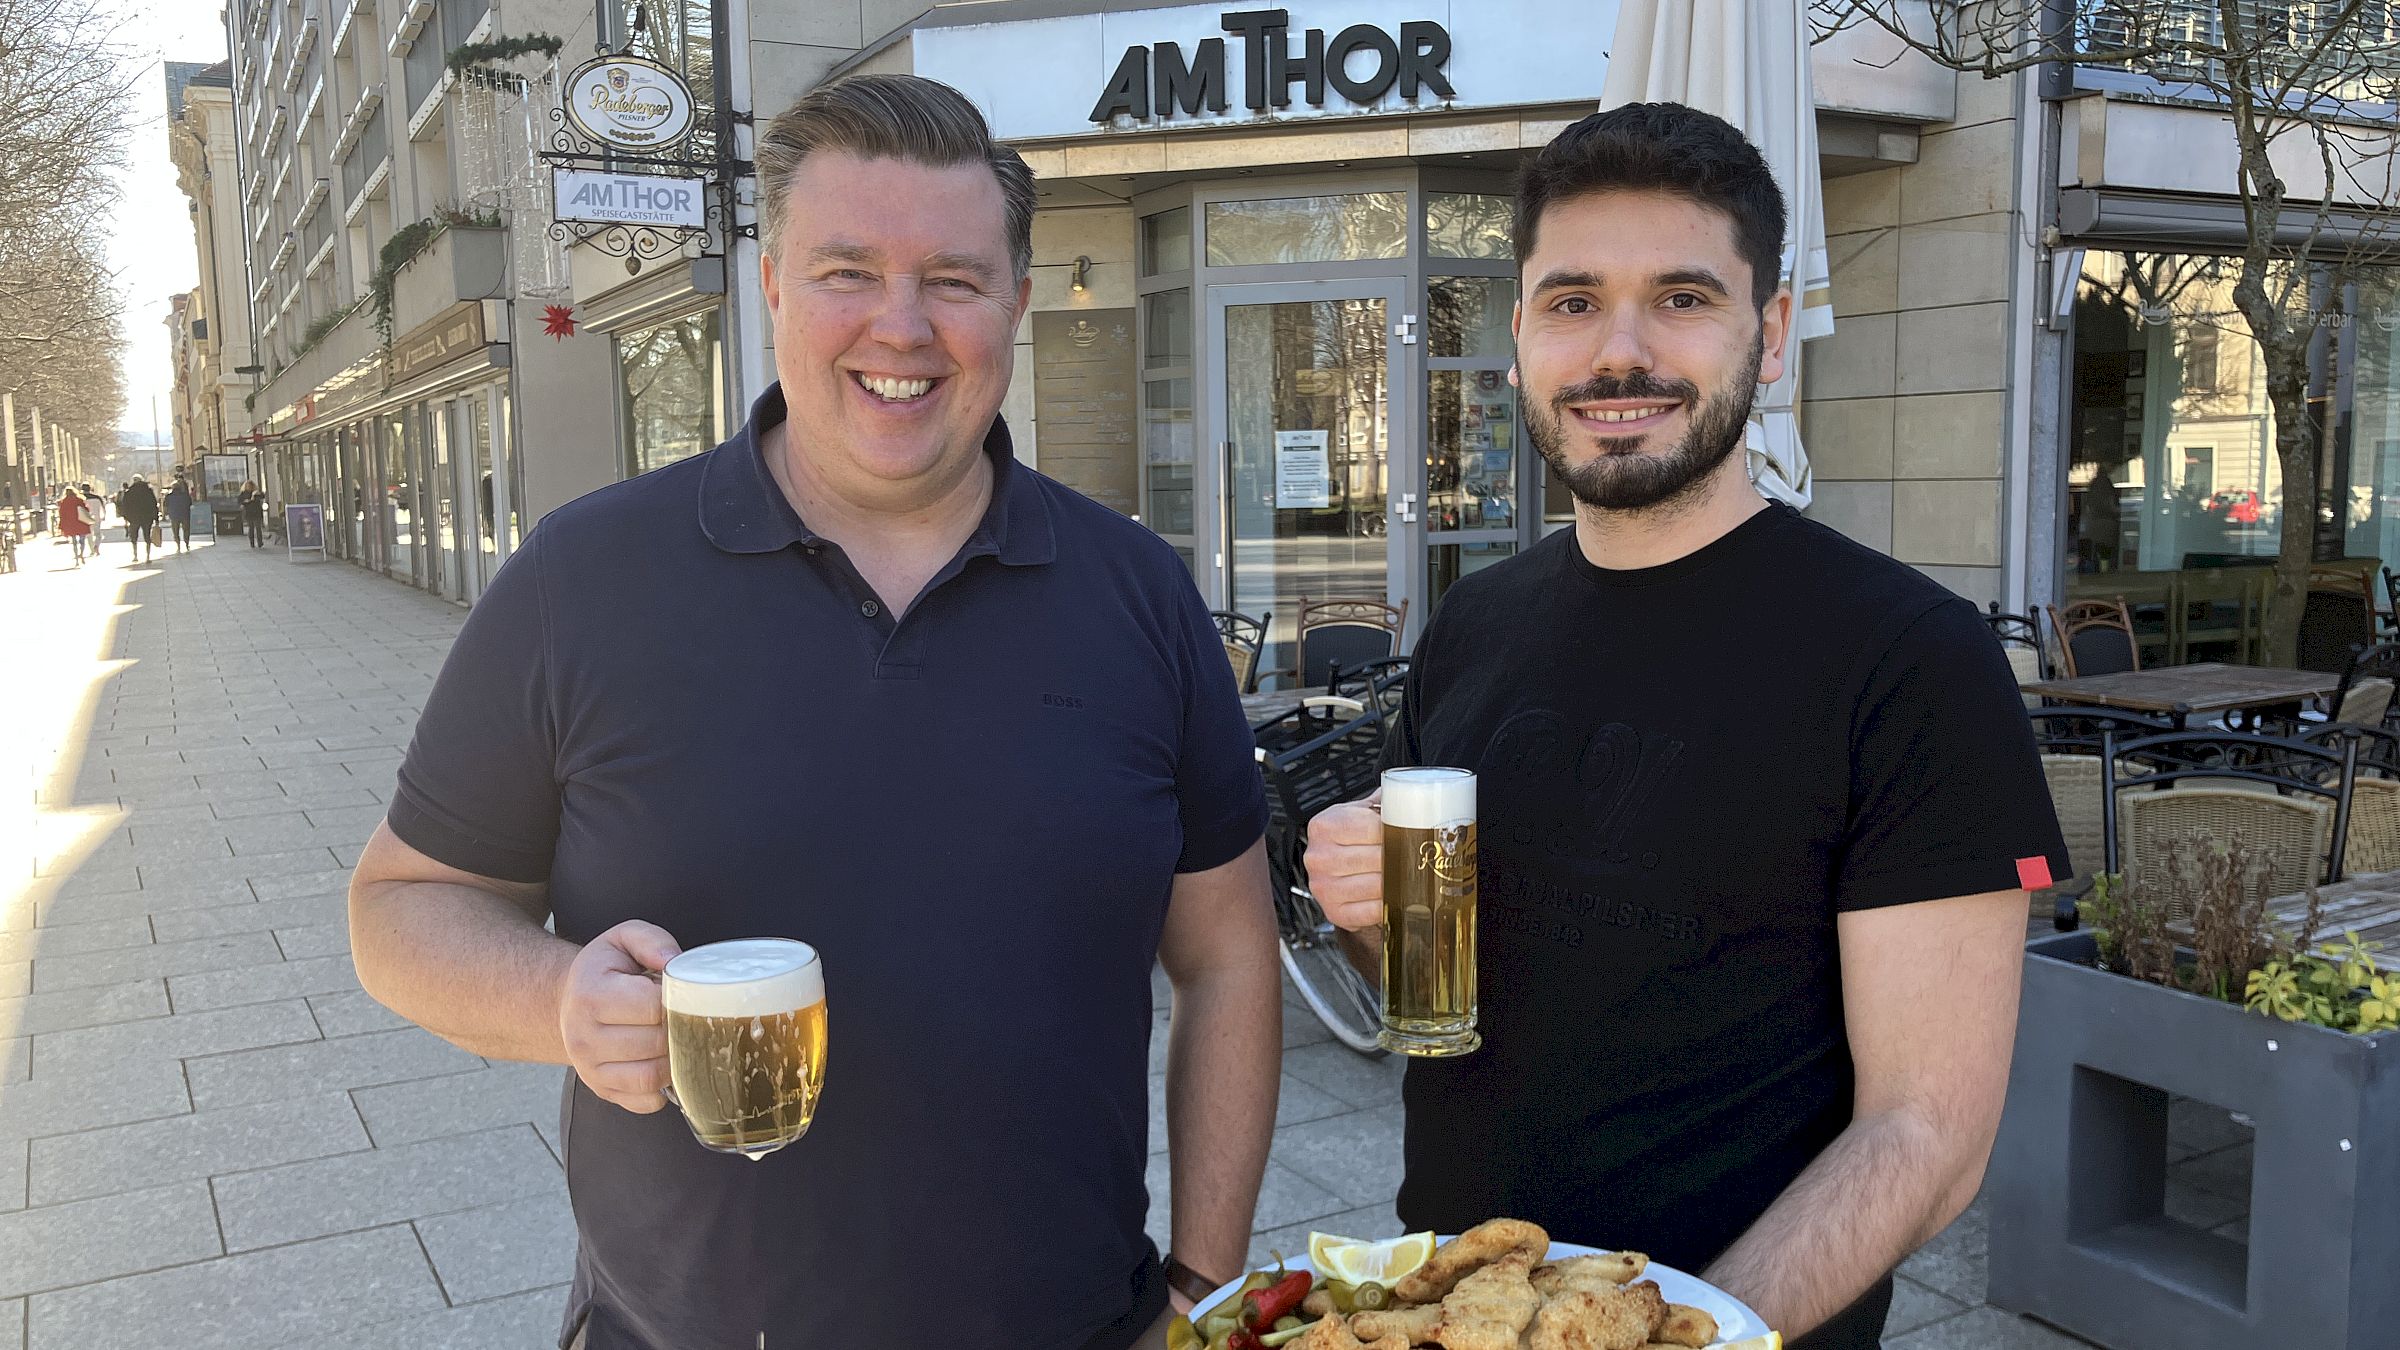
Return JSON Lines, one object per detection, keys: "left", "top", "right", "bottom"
{"left": 203, "top": 0, "right": 2400, "bottom": 654}
{"left": 791, "top": 0, "right": 2024, "bottom": 664}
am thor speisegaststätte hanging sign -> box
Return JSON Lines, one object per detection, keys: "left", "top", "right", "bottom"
{"left": 561, "top": 54, "right": 697, "bottom": 152}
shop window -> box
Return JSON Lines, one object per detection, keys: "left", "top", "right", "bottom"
{"left": 1140, "top": 207, "right": 1191, "bottom": 276}
{"left": 1426, "top": 192, "right": 1512, "bottom": 261}
{"left": 1429, "top": 276, "right": 1514, "bottom": 358}
{"left": 1427, "top": 370, "right": 1517, "bottom": 532}
{"left": 2064, "top": 252, "right": 2400, "bottom": 647}
{"left": 619, "top": 309, "right": 724, "bottom": 478}
{"left": 1204, "top": 193, "right": 1406, "bottom": 266}
{"left": 1144, "top": 289, "right": 1191, "bottom": 371}
{"left": 1140, "top": 376, "right": 1195, "bottom": 536}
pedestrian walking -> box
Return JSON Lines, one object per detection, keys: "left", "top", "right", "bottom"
{"left": 346, "top": 74, "right": 1277, "bottom": 1350}
{"left": 79, "top": 484, "right": 105, "bottom": 560}
{"left": 116, "top": 475, "right": 159, "bottom": 564}
{"left": 238, "top": 481, "right": 267, "bottom": 548}
{"left": 164, "top": 475, "right": 193, "bottom": 551}
{"left": 1305, "top": 103, "right": 2067, "bottom": 1349}
{"left": 54, "top": 484, "right": 91, "bottom": 565}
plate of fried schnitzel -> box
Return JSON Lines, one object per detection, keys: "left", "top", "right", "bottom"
{"left": 1196, "top": 1218, "right": 1771, "bottom": 1350}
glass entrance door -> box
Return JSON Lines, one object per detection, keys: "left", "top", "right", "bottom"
{"left": 1209, "top": 279, "right": 1411, "bottom": 679}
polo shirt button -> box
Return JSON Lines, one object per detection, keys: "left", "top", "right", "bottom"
{"left": 860, "top": 600, "right": 880, "bottom": 617}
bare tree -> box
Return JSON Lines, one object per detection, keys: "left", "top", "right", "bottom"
{"left": 0, "top": 0, "right": 138, "bottom": 449}
{"left": 1816, "top": 0, "right": 2400, "bottom": 664}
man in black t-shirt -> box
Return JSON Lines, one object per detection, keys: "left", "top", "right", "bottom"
{"left": 1307, "top": 104, "right": 2065, "bottom": 1349}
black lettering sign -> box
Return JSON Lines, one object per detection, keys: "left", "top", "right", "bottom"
{"left": 1088, "top": 9, "right": 1452, "bottom": 124}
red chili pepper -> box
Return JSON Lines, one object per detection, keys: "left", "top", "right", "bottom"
{"left": 1241, "top": 1269, "right": 1314, "bottom": 1330}
{"left": 1227, "top": 1331, "right": 1264, "bottom": 1350}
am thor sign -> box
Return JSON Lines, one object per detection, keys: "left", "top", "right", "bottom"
{"left": 908, "top": 0, "right": 1617, "bottom": 142}
{"left": 553, "top": 169, "right": 707, "bottom": 229}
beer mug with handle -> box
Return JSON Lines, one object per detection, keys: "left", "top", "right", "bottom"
{"left": 1378, "top": 768, "right": 1479, "bottom": 1056}
{"left": 659, "top": 939, "right": 828, "bottom": 1159}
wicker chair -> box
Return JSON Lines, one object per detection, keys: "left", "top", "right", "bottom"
{"left": 2102, "top": 730, "right": 2361, "bottom": 889}
{"left": 2117, "top": 789, "right": 2332, "bottom": 917}
{"left": 1212, "top": 609, "right": 1269, "bottom": 695}
{"left": 2341, "top": 779, "right": 2400, "bottom": 873}
{"left": 2047, "top": 598, "right": 2140, "bottom": 678}
{"left": 2041, "top": 754, "right": 2109, "bottom": 881}
{"left": 2331, "top": 677, "right": 2396, "bottom": 730}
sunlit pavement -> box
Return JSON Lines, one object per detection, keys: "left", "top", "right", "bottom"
{"left": 0, "top": 527, "right": 2092, "bottom": 1348}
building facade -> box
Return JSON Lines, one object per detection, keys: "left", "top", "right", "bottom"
{"left": 167, "top": 57, "right": 257, "bottom": 492}
{"left": 193, "top": 0, "right": 2398, "bottom": 649}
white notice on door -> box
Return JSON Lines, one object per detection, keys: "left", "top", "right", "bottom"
{"left": 1274, "top": 430, "right": 1331, "bottom": 509}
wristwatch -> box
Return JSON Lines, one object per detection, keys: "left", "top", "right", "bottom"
{"left": 1164, "top": 1252, "right": 1224, "bottom": 1306}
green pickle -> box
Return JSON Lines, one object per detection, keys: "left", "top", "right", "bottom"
{"left": 1350, "top": 1281, "right": 1391, "bottom": 1311}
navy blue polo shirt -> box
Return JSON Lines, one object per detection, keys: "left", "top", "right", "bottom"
{"left": 387, "top": 385, "right": 1267, "bottom": 1350}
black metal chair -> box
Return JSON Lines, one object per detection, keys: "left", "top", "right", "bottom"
{"left": 2320, "top": 641, "right": 2400, "bottom": 729}
{"left": 2029, "top": 706, "right": 2176, "bottom": 755}
{"left": 1262, "top": 597, "right": 1407, "bottom": 691}
{"left": 2382, "top": 566, "right": 2400, "bottom": 635}
{"left": 2298, "top": 575, "right": 2379, "bottom": 675}
{"left": 1986, "top": 602, "right": 2048, "bottom": 679}
{"left": 2100, "top": 729, "right": 2361, "bottom": 887}
{"left": 1329, "top": 657, "right": 1409, "bottom": 715}
{"left": 2047, "top": 599, "right": 2140, "bottom": 677}
{"left": 1211, "top": 609, "right": 1270, "bottom": 694}
{"left": 1254, "top": 699, "right": 1388, "bottom": 1053}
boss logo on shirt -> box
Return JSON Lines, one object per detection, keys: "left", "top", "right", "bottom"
{"left": 1040, "top": 692, "right": 1086, "bottom": 710}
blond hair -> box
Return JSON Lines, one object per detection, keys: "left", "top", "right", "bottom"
{"left": 753, "top": 74, "right": 1034, "bottom": 278}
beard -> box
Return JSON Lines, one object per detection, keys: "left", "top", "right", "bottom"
{"left": 1526, "top": 330, "right": 1764, "bottom": 513}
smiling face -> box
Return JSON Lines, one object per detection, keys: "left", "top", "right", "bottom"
{"left": 1514, "top": 189, "right": 1789, "bottom": 515}
{"left": 761, "top": 151, "right": 1031, "bottom": 503}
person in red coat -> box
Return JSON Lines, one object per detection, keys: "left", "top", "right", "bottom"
{"left": 54, "top": 486, "right": 91, "bottom": 565}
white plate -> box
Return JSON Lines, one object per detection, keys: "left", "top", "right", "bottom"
{"left": 1196, "top": 1239, "right": 1770, "bottom": 1345}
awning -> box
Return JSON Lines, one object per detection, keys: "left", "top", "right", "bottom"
{"left": 1600, "top": 0, "right": 1834, "bottom": 509}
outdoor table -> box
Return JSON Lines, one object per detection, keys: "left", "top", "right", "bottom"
{"left": 2254, "top": 872, "right": 2400, "bottom": 973}
{"left": 1241, "top": 689, "right": 1308, "bottom": 728}
{"left": 2018, "top": 662, "right": 2339, "bottom": 728}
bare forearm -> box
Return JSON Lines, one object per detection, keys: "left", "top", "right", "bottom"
{"left": 1703, "top": 1109, "right": 1981, "bottom": 1338}
{"left": 1164, "top": 959, "right": 1283, "bottom": 1285}
{"left": 349, "top": 879, "right": 580, "bottom": 1063}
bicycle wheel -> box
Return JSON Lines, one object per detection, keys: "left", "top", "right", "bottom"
{"left": 1276, "top": 883, "right": 1385, "bottom": 1056}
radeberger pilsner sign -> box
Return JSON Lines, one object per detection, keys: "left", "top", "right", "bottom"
{"left": 564, "top": 55, "right": 697, "bottom": 151}
{"left": 1089, "top": 8, "right": 1453, "bottom": 124}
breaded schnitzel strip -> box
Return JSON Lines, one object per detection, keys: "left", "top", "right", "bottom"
{"left": 1390, "top": 1218, "right": 1550, "bottom": 1304}
{"left": 1346, "top": 1304, "right": 1443, "bottom": 1344}
{"left": 1293, "top": 1312, "right": 1409, "bottom": 1350}
{"left": 1525, "top": 1280, "right": 1668, "bottom": 1350}
{"left": 1430, "top": 1256, "right": 1545, "bottom": 1350}
{"left": 1653, "top": 1303, "right": 1718, "bottom": 1347}
{"left": 1529, "top": 1252, "right": 1650, "bottom": 1297}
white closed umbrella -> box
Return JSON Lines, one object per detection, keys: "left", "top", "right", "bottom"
{"left": 1600, "top": 0, "right": 1834, "bottom": 509}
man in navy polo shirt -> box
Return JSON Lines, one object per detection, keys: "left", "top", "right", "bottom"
{"left": 348, "top": 75, "right": 1282, "bottom": 1350}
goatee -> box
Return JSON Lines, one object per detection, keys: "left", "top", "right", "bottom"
{"left": 1527, "top": 330, "right": 1764, "bottom": 513}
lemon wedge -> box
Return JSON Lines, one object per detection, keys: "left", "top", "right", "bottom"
{"left": 1710, "top": 1334, "right": 1782, "bottom": 1350}
{"left": 1309, "top": 1231, "right": 1436, "bottom": 1286}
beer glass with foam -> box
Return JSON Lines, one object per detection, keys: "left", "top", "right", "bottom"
{"left": 659, "top": 939, "right": 828, "bottom": 1159}
{"left": 1378, "top": 767, "right": 1479, "bottom": 1056}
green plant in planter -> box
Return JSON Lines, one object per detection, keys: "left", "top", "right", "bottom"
{"left": 2248, "top": 933, "right": 2400, "bottom": 1033}
{"left": 368, "top": 218, "right": 445, "bottom": 343}
{"left": 445, "top": 33, "right": 564, "bottom": 90}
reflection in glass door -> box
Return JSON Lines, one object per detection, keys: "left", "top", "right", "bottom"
{"left": 1212, "top": 281, "right": 1407, "bottom": 676}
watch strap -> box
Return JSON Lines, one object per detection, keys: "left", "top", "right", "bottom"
{"left": 1164, "top": 1253, "right": 1224, "bottom": 1306}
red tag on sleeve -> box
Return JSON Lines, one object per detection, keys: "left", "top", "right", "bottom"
{"left": 2016, "top": 856, "right": 2055, "bottom": 890}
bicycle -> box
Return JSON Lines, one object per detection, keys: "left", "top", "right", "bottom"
{"left": 1256, "top": 696, "right": 1390, "bottom": 1054}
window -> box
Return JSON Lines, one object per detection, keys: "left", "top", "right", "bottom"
{"left": 619, "top": 309, "right": 725, "bottom": 477}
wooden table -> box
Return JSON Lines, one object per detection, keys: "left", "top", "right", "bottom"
{"left": 2258, "top": 872, "right": 2400, "bottom": 973}
{"left": 2020, "top": 662, "right": 2339, "bottom": 727}
{"left": 1241, "top": 689, "right": 1308, "bottom": 728}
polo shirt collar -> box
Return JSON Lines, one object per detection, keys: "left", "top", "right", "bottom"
{"left": 698, "top": 383, "right": 1055, "bottom": 566}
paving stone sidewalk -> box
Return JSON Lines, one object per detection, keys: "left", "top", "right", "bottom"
{"left": 1, "top": 530, "right": 2202, "bottom": 1348}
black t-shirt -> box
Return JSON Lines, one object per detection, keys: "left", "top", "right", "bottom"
{"left": 1390, "top": 504, "right": 2064, "bottom": 1274}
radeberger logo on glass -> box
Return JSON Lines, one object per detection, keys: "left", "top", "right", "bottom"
{"left": 1380, "top": 767, "right": 1479, "bottom": 1057}
{"left": 563, "top": 55, "right": 697, "bottom": 150}
{"left": 659, "top": 938, "right": 827, "bottom": 1160}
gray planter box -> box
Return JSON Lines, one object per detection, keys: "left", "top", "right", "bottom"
{"left": 1988, "top": 932, "right": 2399, "bottom": 1348}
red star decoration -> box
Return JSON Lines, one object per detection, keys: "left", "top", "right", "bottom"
{"left": 542, "top": 304, "right": 577, "bottom": 340}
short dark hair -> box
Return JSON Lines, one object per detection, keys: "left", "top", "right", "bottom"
{"left": 1514, "top": 103, "right": 1787, "bottom": 307}
{"left": 756, "top": 74, "right": 1036, "bottom": 279}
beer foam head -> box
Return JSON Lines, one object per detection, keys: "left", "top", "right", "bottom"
{"left": 662, "top": 939, "right": 823, "bottom": 1018}
{"left": 1381, "top": 767, "right": 1475, "bottom": 829}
